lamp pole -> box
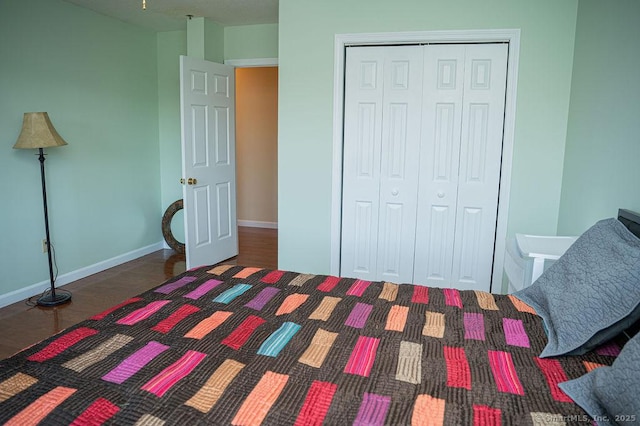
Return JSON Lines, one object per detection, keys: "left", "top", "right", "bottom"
{"left": 38, "top": 148, "right": 57, "bottom": 302}
{"left": 36, "top": 148, "right": 71, "bottom": 307}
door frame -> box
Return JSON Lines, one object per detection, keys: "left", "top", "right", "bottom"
{"left": 225, "top": 58, "right": 279, "bottom": 68}
{"left": 224, "top": 57, "right": 279, "bottom": 230}
{"left": 329, "top": 29, "right": 521, "bottom": 293}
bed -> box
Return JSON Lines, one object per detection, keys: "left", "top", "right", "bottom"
{"left": 1, "top": 210, "right": 639, "bottom": 425}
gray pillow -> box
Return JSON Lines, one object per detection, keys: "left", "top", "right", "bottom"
{"left": 514, "top": 218, "right": 640, "bottom": 357}
{"left": 558, "top": 333, "right": 640, "bottom": 425}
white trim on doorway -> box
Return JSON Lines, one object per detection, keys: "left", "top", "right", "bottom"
{"left": 330, "top": 29, "right": 521, "bottom": 293}
{"left": 225, "top": 58, "right": 279, "bottom": 67}
{"left": 226, "top": 57, "right": 280, "bottom": 234}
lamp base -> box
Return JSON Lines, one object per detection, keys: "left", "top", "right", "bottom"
{"left": 36, "top": 292, "right": 72, "bottom": 307}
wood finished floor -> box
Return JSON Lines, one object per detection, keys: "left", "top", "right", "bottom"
{"left": 0, "top": 226, "right": 277, "bottom": 360}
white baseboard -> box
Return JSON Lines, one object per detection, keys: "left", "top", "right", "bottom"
{"left": 238, "top": 220, "right": 278, "bottom": 229}
{"left": 0, "top": 241, "right": 164, "bottom": 309}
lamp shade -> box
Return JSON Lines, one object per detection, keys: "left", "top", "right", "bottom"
{"left": 13, "top": 112, "right": 68, "bottom": 150}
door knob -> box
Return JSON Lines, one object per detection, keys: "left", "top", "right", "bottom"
{"left": 437, "top": 191, "right": 445, "bottom": 198}
{"left": 187, "top": 178, "right": 197, "bottom": 185}
{"left": 391, "top": 188, "right": 399, "bottom": 196}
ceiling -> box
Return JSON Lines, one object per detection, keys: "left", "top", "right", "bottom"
{"left": 62, "top": 0, "right": 279, "bottom": 32}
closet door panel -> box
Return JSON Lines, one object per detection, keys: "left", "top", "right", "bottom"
{"left": 376, "top": 46, "right": 424, "bottom": 283}
{"left": 413, "top": 45, "right": 465, "bottom": 286}
{"left": 452, "top": 44, "right": 508, "bottom": 291}
{"left": 456, "top": 207, "right": 483, "bottom": 282}
{"left": 421, "top": 205, "right": 452, "bottom": 281}
{"left": 341, "top": 47, "right": 385, "bottom": 280}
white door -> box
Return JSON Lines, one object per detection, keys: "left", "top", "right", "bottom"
{"left": 340, "top": 46, "right": 424, "bottom": 283}
{"left": 180, "top": 55, "right": 238, "bottom": 269}
{"left": 412, "top": 45, "right": 465, "bottom": 288}
{"left": 450, "top": 44, "right": 507, "bottom": 290}
{"left": 413, "top": 44, "right": 508, "bottom": 291}
{"left": 341, "top": 44, "right": 508, "bottom": 292}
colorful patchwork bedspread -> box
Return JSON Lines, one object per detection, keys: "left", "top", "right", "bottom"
{"left": 0, "top": 265, "right": 621, "bottom": 425}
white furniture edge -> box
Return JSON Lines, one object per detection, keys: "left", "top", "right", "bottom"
{"left": 515, "top": 234, "right": 577, "bottom": 284}
{"left": 515, "top": 234, "right": 578, "bottom": 260}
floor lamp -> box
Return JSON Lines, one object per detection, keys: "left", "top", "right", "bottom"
{"left": 13, "top": 112, "right": 72, "bottom": 307}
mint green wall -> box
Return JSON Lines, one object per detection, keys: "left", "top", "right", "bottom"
{"left": 0, "top": 0, "right": 160, "bottom": 297}
{"left": 278, "top": 0, "right": 578, "bottom": 274}
{"left": 558, "top": 0, "right": 640, "bottom": 234}
{"left": 225, "top": 24, "right": 279, "bottom": 60}
{"left": 185, "top": 17, "right": 225, "bottom": 62}
{"left": 186, "top": 18, "right": 205, "bottom": 59}
{"left": 205, "top": 20, "right": 225, "bottom": 63}
{"left": 158, "top": 30, "right": 187, "bottom": 245}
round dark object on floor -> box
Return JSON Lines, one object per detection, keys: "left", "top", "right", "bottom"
{"left": 162, "top": 200, "right": 186, "bottom": 254}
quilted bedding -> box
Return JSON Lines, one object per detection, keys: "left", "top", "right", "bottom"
{"left": 0, "top": 265, "right": 622, "bottom": 425}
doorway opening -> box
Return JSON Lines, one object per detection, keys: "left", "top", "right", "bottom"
{"left": 234, "top": 65, "right": 279, "bottom": 230}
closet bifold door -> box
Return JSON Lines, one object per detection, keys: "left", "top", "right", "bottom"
{"left": 412, "top": 44, "right": 465, "bottom": 288}
{"left": 340, "top": 45, "right": 424, "bottom": 283}
{"left": 413, "top": 44, "right": 508, "bottom": 292}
